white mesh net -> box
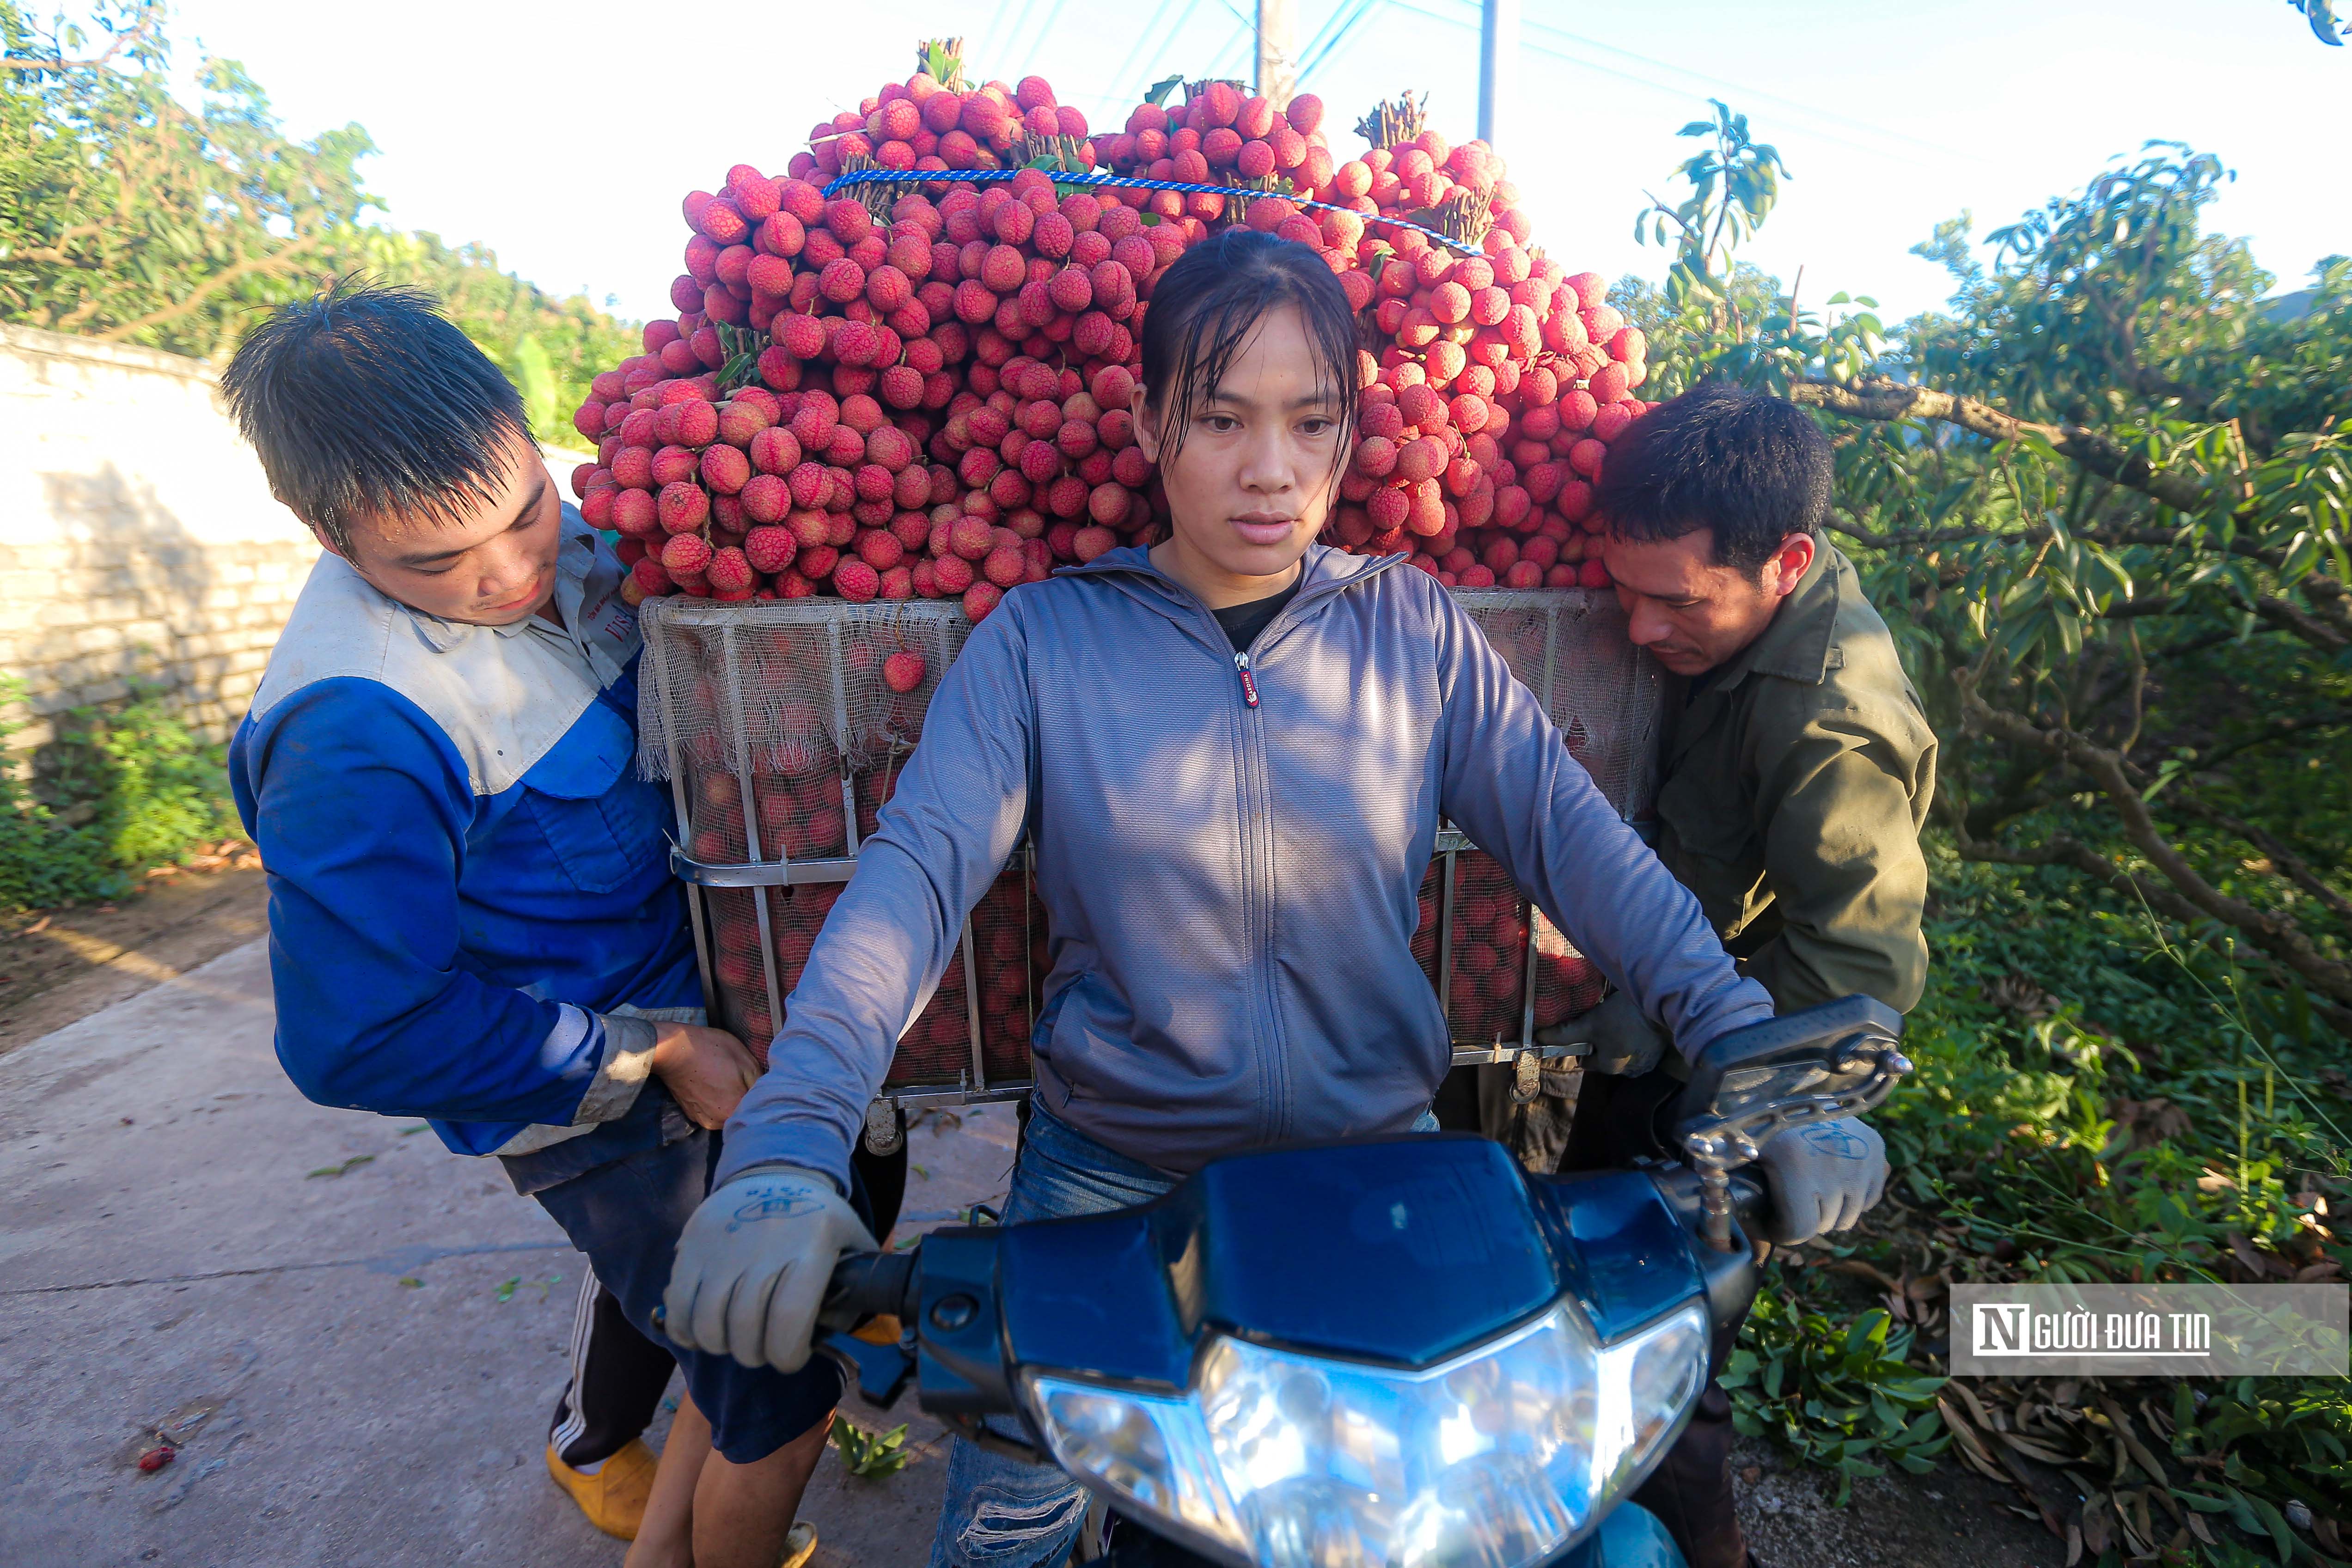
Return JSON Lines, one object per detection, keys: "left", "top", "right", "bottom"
{"left": 1450, "top": 588, "right": 1665, "bottom": 823}
{"left": 640, "top": 587, "right": 1665, "bottom": 819}
{"left": 637, "top": 598, "right": 970, "bottom": 788}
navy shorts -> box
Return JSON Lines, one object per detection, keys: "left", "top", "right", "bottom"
{"left": 519, "top": 1087, "right": 850, "bottom": 1464}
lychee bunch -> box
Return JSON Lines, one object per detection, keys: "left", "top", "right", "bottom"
{"left": 1098, "top": 83, "right": 1337, "bottom": 229}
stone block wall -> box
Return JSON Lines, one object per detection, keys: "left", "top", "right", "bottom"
{"left": 0, "top": 323, "right": 592, "bottom": 751}
{"left": 0, "top": 323, "right": 315, "bottom": 750}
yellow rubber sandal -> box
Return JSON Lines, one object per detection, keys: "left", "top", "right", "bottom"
{"left": 778, "top": 1520, "right": 819, "bottom": 1568}
{"left": 544, "top": 1437, "right": 657, "bottom": 1540}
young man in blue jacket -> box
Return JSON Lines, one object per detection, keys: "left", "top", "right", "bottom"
{"left": 223, "top": 285, "right": 832, "bottom": 1568}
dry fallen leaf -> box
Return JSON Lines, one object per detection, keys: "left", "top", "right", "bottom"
{"left": 2080, "top": 1492, "right": 2111, "bottom": 1558}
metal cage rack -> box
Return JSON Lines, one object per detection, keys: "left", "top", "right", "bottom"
{"left": 638, "top": 588, "right": 1664, "bottom": 1113}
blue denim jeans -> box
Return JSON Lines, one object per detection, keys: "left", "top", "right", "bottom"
{"left": 924, "top": 1101, "right": 1437, "bottom": 1568}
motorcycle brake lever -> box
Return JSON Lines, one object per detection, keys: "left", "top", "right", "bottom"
{"left": 818, "top": 1329, "right": 916, "bottom": 1409}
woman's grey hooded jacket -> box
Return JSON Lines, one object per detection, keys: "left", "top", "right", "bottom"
{"left": 718, "top": 544, "right": 1774, "bottom": 1188}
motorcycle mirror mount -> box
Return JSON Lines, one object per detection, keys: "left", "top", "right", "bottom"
{"left": 1671, "top": 995, "right": 1912, "bottom": 1252}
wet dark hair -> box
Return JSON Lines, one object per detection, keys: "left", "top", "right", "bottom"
{"left": 1138, "top": 228, "right": 1360, "bottom": 473}
{"left": 221, "top": 281, "right": 532, "bottom": 554}
{"left": 1595, "top": 381, "right": 1831, "bottom": 572}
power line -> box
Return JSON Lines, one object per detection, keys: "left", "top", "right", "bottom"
{"left": 1208, "top": 16, "right": 1255, "bottom": 79}
{"left": 1377, "top": 0, "right": 1991, "bottom": 172}
{"left": 1299, "top": 0, "right": 1383, "bottom": 80}
{"left": 974, "top": 0, "right": 1032, "bottom": 75}
{"left": 1515, "top": 4, "right": 1984, "bottom": 165}
{"left": 1007, "top": 0, "right": 1075, "bottom": 74}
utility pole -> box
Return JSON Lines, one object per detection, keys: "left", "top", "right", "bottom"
{"left": 1478, "top": 0, "right": 1519, "bottom": 149}
{"left": 1257, "top": 0, "right": 1299, "bottom": 108}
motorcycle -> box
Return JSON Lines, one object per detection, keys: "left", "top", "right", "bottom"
{"left": 810, "top": 995, "right": 1911, "bottom": 1568}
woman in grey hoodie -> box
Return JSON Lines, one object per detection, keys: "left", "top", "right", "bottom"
{"left": 662, "top": 230, "right": 1818, "bottom": 1567}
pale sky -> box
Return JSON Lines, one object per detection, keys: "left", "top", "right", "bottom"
{"left": 165, "top": 0, "right": 2346, "bottom": 329}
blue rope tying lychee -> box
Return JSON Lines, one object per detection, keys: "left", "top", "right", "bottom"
{"left": 818, "top": 166, "right": 1465, "bottom": 252}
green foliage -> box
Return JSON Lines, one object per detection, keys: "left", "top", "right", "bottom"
{"left": 2288, "top": 0, "right": 2345, "bottom": 46}
{"left": 330, "top": 225, "right": 636, "bottom": 448}
{"left": 1721, "top": 1293, "right": 1949, "bottom": 1503}
{"left": 1738, "top": 842, "right": 2352, "bottom": 1552}
{"left": 1623, "top": 104, "right": 1886, "bottom": 395}
{"left": 1634, "top": 100, "right": 1788, "bottom": 322}
{"left": 0, "top": 2, "right": 634, "bottom": 431}
{"left": 1886, "top": 846, "right": 2351, "bottom": 1282}
{"left": 38, "top": 684, "right": 239, "bottom": 870}
{"left": 830, "top": 1415, "right": 911, "bottom": 1480}
{"left": 0, "top": 677, "right": 241, "bottom": 914}
{"left": 1630, "top": 110, "right": 2352, "bottom": 1032}
{"left": 2173, "top": 1378, "right": 2352, "bottom": 1560}
{"left": 0, "top": 681, "right": 121, "bottom": 912}
{"left": 1822, "top": 148, "right": 2352, "bottom": 1031}
{"left": 1625, "top": 105, "right": 2352, "bottom": 1555}
{"left": 0, "top": 0, "right": 371, "bottom": 354}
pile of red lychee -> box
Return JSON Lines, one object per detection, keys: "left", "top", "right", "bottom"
{"left": 568, "top": 45, "right": 1659, "bottom": 620}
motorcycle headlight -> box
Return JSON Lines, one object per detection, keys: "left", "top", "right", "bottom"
{"left": 1025, "top": 1297, "right": 1709, "bottom": 1568}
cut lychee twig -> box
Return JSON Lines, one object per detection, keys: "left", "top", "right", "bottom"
{"left": 1354, "top": 91, "right": 1429, "bottom": 150}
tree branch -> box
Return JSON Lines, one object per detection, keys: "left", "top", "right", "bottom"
{"left": 2083, "top": 526, "right": 2352, "bottom": 626}
{"left": 2165, "top": 795, "right": 2352, "bottom": 927}
{"left": 1790, "top": 376, "right": 2214, "bottom": 515}
{"left": 1954, "top": 668, "right": 2352, "bottom": 1014}
{"left": 90, "top": 233, "right": 326, "bottom": 345}
{"left": 1820, "top": 461, "right": 2351, "bottom": 642}
{"left": 1951, "top": 797, "right": 2352, "bottom": 1040}
{"left": 0, "top": 11, "right": 161, "bottom": 73}
{"left": 2243, "top": 592, "right": 2351, "bottom": 653}
{"left": 2194, "top": 707, "right": 2352, "bottom": 770}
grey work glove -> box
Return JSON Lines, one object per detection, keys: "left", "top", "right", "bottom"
{"left": 1533, "top": 989, "right": 1669, "bottom": 1077}
{"left": 661, "top": 1164, "right": 878, "bottom": 1371}
{"left": 1756, "top": 1117, "right": 1888, "bottom": 1244}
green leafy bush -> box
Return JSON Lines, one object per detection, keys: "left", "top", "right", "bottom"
{"left": 1722, "top": 1294, "right": 1949, "bottom": 1503}
{"left": 38, "top": 687, "right": 241, "bottom": 871}
{"left": 0, "top": 711, "right": 120, "bottom": 913}
{"left": 0, "top": 677, "right": 242, "bottom": 914}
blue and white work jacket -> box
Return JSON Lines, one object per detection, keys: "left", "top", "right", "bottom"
{"left": 231, "top": 507, "right": 701, "bottom": 1160}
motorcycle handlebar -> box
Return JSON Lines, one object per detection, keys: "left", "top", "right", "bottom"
{"left": 824, "top": 1249, "right": 921, "bottom": 1325}
{"left": 818, "top": 1165, "right": 1772, "bottom": 1340}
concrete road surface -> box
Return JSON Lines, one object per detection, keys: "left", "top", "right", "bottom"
{"left": 0, "top": 940, "right": 1013, "bottom": 1567}
{"left": 2, "top": 934, "right": 2053, "bottom": 1568}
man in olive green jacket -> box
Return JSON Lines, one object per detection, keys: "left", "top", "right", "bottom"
{"left": 1556, "top": 381, "right": 1937, "bottom": 1076}
{"left": 1545, "top": 381, "right": 1936, "bottom": 1568}
{"left": 1646, "top": 537, "right": 1937, "bottom": 1013}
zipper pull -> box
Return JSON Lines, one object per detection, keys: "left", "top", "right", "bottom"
{"left": 1234, "top": 650, "right": 1260, "bottom": 708}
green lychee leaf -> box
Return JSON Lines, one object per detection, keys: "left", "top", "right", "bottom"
{"left": 1144, "top": 74, "right": 1184, "bottom": 107}
{"left": 716, "top": 350, "right": 760, "bottom": 394}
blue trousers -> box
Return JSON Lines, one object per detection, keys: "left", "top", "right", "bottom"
{"left": 523, "top": 1085, "right": 849, "bottom": 1464}
{"left": 924, "top": 1102, "right": 1436, "bottom": 1568}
